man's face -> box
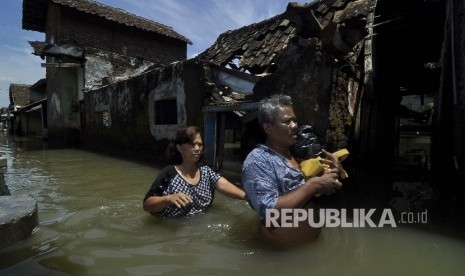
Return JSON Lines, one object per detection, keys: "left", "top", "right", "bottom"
{"left": 265, "top": 106, "right": 299, "bottom": 147}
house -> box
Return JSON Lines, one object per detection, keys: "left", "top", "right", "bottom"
{"left": 21, "top": 0, "right": 465, "bottom": 215}
{"left": 9, "top": 84, "right": 30, "bottom": 110}
{"left": 11, "top": 79, "right": 47, "bottom": 138}
{"left": 197, "top": 0, "right": 463, "bottom": 218}
{"left": 22, "top": 0, "right": 191, "bottom": 145}
{"left": 8, "top": 84, "right": 31, "bottom": 135}
{"left": 82, "top": 0, "right": 373, "bottom": 167}
{"left": 196, "top": 0, "right": 373, "bottom": 168}
{"left": 7, "top": 80, "right": 47, "bottom": 137}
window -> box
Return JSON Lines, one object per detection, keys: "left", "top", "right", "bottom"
{"left": 155, "top": 99, "right": 177, "bottom": 125}
{"left": 98, "top": 111, "right": 110, "bottom": 128}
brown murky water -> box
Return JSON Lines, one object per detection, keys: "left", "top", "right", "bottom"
{"left": 1, "top": 134, "right": 464, "bottom": 275}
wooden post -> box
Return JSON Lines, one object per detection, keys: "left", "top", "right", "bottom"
{"left": 216, "top": 113, "right": 226, "bottom": 170}
{"left": 204, "top": 112, "right": 217, "bottom": 168}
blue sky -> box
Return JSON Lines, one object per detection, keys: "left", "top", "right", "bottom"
{"left": 0, "top": 0, "right": 308, "bottom": 108}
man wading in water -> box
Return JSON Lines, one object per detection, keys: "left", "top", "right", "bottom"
{"left": 242, "top": 94, "right": 343, "bottom": 246}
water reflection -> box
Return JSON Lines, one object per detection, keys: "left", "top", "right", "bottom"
{"left": 1, "top": 134, "right": 465, "bottom": 275}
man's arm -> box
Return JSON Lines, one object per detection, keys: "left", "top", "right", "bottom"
{"left": 275, "top": 171, "right": 341, "bottom": 209}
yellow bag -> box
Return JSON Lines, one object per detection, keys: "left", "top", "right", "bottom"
{"left": 300, "top": 148, "right": 349, "bottom": 180}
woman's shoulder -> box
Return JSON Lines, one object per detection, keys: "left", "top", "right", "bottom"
{"left": 198, "top": 162, "right": 215, "bottom": 171}
{"left": 155, "top": 165, "right": 178, "bottom": 181}
{"left": 198, "top": 162, "right": 221, "bottom": 176}
{"left": 159, "top": 165, "right": 177, "bottom": 175}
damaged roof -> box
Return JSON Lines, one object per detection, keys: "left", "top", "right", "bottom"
{"left": 9, "top": 84, "right": 31, "bottom": 107}
{"left": 28, "top": 41, "right": 47, "bottom": 56}
{"left": 22, "top": 0, "right": 191, "bottom": 44}
{"left": 198, "top": 0, "right": 371, "bottom": 74}
{"left": 29, "top": 41, "right": 85, "bottom": 60}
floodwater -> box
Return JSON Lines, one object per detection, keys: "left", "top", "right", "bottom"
{"left": 1, "top": 134, "right": 464, "bottom": 276}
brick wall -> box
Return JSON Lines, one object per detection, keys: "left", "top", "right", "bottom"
{"left": 52, "top": 6, "right": 187, "bottom": 64}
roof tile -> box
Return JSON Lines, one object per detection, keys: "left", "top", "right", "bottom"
{"left": 198, "top": 0, "right": 371, "bottom": 74}
{"left": 23, "top": 0, "right": 191, "bottom": 44}
{"left": 9, "top": 84, "right": 31, "bottom": 107}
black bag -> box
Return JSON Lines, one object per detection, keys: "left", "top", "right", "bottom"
{"left": 290, "top": 125, "right": 324, "bottom": 160}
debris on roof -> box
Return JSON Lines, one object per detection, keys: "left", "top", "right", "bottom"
{"left": 198, "top": 0, "right": 371, "bottom": 75}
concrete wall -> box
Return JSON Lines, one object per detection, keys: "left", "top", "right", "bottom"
{"left": 46, "top": 66, "right": 81, "bottom": 145}
{"left": 83, "top": 59, "right": 206, "bottom": 164}
{"left": 43, "top": 2, "right": 188, "bottom": 146}
{"left": 18, "top": 109, "right": 43, "bottom": 138}
{"left": 81, "top": 45, "right": 358, "bottom": 163}
{"left": 84, "top": 49, "right": 154, "bottom": 90}
{"left": 0, "top": 172, "right": 9, "bottom": 196}
{"left": 253, "top": 41, "right": 359, "bottom": 151}
{"left": 30, "top": 89, "right": 46, "bottom": 103}
{"left": 25, "top": 109, "right": 43, "bottom": 137}
{"left": 148, "top": 62, "right": 187, "bottom": 140}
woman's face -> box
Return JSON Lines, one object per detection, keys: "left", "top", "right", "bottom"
{"left": 176, "top": 133, "right": 203, "bottom": 163}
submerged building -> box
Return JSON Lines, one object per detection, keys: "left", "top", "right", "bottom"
{"left": 18, "top": 0, "right": 464, "bottom": 219}
{"left": 22, "top": 0, "right": 191, "bottom": 145}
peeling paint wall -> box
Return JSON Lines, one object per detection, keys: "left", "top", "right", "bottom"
{"left": 46, "top": 65, "right": 81, "bottom": 145}
{"left": 83, "top": 59, "right": 205, "bottom": 164}
{"left": 148, "top": 76, "right": 187, "bottom": 140}
{"left": 82, "top": 40, "right": 361, "bottom": 163}
{"left": 84, "top": 49, "right": 155, "bottom": 90}
{"left": 252, "top": 39, "right": 360, "bottom": 151}
{"left": 42, "top": 1, "right": 187, "bottom": 146}
{"left": 85, "top": 55, "right": 114, "bottom": 89}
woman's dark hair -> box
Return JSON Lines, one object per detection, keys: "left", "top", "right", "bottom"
{"left": 169, "top": 126, "right": 201, "bottom": 164}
